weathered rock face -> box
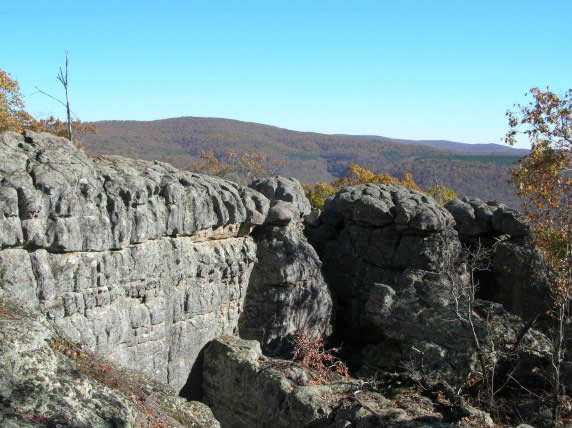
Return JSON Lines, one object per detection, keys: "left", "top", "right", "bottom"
{"left": 444, "top": 197, "right": 529, "bottom": 241}
{"left": 0, "top": 291, "right": 221, "bottom": 428}
{"left": 313, "top": 184, "right": 460, "bottom": 336}
{"left": 0, "top": 131, "right": 335, "bottom": 396}
{"left": 0, "top": 292, "right": 138, "bottom": 427}
{"left": 444, "top": 197, "right": 549, "bottom": 320}
{"left": 0, "top": 131, "right": 273, "bottom": 393}
{"left": 311, "top": 184, "right": 550, "bottom": 383}
{"left": 0, "top": 132, "right": 268, "bottom": 252}
{"left": 239, "top": 177, "right": 333, "bottom": 355}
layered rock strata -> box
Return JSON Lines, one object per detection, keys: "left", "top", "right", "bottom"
{"left": 0, "top": 131, "right": 270, "bottom": 393}
{"left": 0, "top": 131, "right": 335, "bottom": 395}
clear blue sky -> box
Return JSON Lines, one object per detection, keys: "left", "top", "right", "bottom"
{"left": 3, "top": 1, "right": 571, "bottom": 148}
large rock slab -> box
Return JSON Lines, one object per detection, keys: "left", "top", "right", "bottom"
{"left": 0, "top": 131, "right": 270, "bottom": 393}
{"left": 313, "top": 184, "right": 461, "bottom": 338}
{"left": 0, "top": 130, "right": 336, "bottom": 397}
{"left": 0, "top": 131, "right": 268, "bottom": 252}
{"left": 0, "top": 237, "right": 257, "bottom": 392}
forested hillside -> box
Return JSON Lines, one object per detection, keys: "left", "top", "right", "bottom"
{"left": 82, "top": 117, "right": 525, "bottom": 207}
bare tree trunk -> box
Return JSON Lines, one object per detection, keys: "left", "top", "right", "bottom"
{"left": 57, "top": 52, "right": 73, "bottom": 142}
{"left": 552, "top": 301, "right": 566, "bottom": 425}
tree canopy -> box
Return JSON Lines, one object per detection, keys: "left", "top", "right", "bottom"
{"left": 506, "top": 87, "right": 571, "bottom": 303}
{"left": 0, "top": 69, "right": 32, "bottom": 133}
{"left": 190, "top": 150, "right": 285, "bottom": 185}
{"left": 506, "top": 87, "right": 571, "bottom": 424}
{"left": 303, "top": 162, "right": 457, "bottom": 209}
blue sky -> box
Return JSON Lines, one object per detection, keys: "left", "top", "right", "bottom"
{"left": 3, "top": 1, "right": 571, "bottom": 148}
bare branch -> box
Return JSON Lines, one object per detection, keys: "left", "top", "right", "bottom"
{"left": 33, "top": 87, "right": 67, "bottom": 109}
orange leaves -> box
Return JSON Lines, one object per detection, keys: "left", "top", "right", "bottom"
{"left": 0, "top": 67, "right": 97, "bottom": 145}
{"left": 505, "top": 86, "right": 571, "bottom": 314}
{"left": 330, "top": 162, "right": 422, "bottom": 192}
{"left": 26, "top": 116, "right": 98, "bottom": 146}
{"left": 191, "top": 149, "right": 285, "bottom": 184}
{"left": 0, "top": 69, "right": 28, "bottom": 133}
{"left": 303, "top": 162, "right": 447, "bottom": 209}
{"left": 291, "top": 332, "right": 349, "bottom": 383}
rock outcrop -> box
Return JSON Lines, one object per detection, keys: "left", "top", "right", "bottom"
{"left": 444, "top": 197, "right": 549, "bottom": 320}
{"left": 0, "top": 130, "right": 562, "bottom": 427}
{"left": 310, "top": 185, "right": 550, "bottom": 384}
{"left": 0, "top": 131, "right": 332, "bottom": 395}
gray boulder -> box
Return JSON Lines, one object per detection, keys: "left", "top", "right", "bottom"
{"left": 312, "top": 185, "right": 550, "bottom": 385}
{"left": 444, "top": 197, "right": 529, "bottom": 239}
{"left": 249, "top": 176, "right": 311, "bottom": 223}
{"left": 325, "top": 184, "right": 455, "bottom": 232}
{"left": 314, "top": 184, "right": 462, "bottom": 336}
{"left": 249, "top": 176, "right": 311, "bottom": 226}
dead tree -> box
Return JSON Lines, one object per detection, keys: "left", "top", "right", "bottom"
{"left": 35, "top": 51, "right": 74, "bottom": 142}
{"left": 57, "top": 52, "right": 72, "bottom": 142}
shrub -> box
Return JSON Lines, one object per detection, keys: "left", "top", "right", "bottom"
{"left": 291, "top": 331, "right": 349, "bottom": 383}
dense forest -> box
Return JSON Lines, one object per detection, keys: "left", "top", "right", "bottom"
{"left": 82, "top": 117, "right": 526, "bottom": 207}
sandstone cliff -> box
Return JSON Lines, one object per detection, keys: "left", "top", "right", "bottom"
{"left": 0, "top": 131, "right": 332, "bottom": 395}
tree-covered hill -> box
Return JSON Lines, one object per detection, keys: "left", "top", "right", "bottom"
{"left": 82, "top": 117, "right": 525, "bottom": 207}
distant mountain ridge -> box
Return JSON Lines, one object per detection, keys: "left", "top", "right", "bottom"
{"left": 344, "top": 134, "right": 529, "bottom": 155}
{"left": 83, "top": 116, "right": 525, "bottom": 207}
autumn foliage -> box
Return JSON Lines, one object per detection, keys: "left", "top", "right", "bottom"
{"left": 0, "top": 69, "right": 31, "bottom": 133}
{"left": 191, "top": 150, "right": 285, "bottom": 185}
{"left": 291, "top": 332, "right": 349, "bottom": 383}
{"left": 506, "top": 87, "right": 571, "bottom": 424}
{"left": 304, "top": 162, "right": 456, "bottom": 209}
{"left": 505, "top": 87, "right": 571, "bottom": 307}
{"left": 0, "top": 68, "right": 97, "bottom": 146}
{"left": 426, "top": 184, "right": 458, "bottom": 205}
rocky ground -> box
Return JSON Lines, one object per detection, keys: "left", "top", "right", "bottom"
{"left": 0, "top": 131, "right": 569, "bottom": 427}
